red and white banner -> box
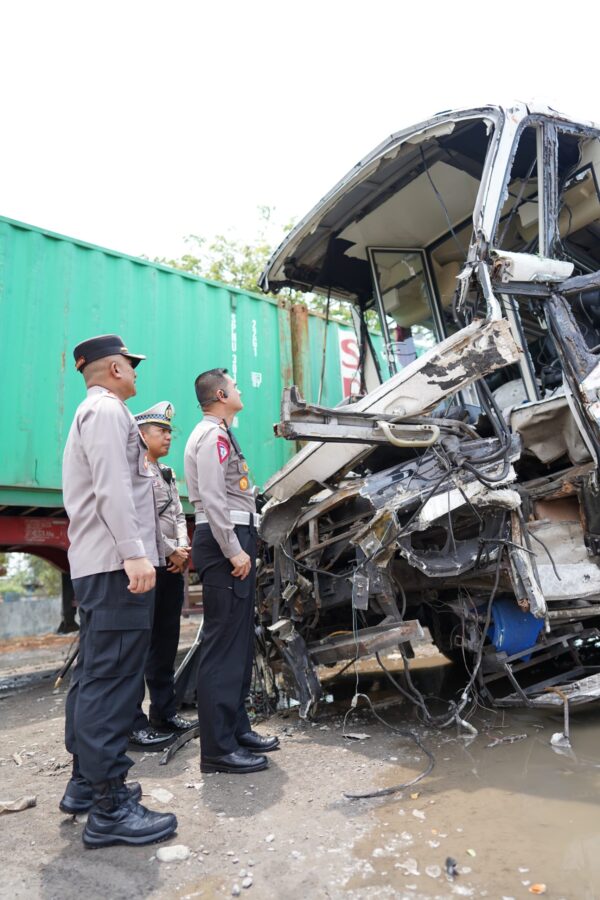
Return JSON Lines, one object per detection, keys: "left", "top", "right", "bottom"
{"left": 339, "top": 333, "right": 361, "bottom": 398}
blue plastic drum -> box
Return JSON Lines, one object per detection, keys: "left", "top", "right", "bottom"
{"left": 487, "top": 597, "right": 544, "bottom": 657}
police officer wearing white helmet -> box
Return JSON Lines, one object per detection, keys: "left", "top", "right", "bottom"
{"left": 129, "top": 401, "right": 197, "bottom": 745}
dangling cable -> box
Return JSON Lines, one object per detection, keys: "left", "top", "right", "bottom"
{"left": 318, "top": 285, "right": 332, "bottom": 404}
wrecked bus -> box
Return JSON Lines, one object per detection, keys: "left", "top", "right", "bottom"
{"left": 254, "top": 101, "right": 600, "bottom": 719}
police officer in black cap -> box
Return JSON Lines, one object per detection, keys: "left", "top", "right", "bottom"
{"left": 60, "top": 334, "right": 177, "bottom": 848}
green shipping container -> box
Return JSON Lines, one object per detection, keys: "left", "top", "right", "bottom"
{"left": 0, "top": 215, "right": 382, "bottom": 510}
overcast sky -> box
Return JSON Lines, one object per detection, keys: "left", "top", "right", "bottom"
{"left": 1, "top": 0, "right": 599, "bottom": 261}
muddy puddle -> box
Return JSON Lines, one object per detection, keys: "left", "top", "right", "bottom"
{"left": 322, "top": 653, "right": 600, "bottom": 899}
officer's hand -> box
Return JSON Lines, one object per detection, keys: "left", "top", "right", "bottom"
{"left": 168, "top": 548, "right": 189, "bottom": 572}
{"left": 230, "top": 550, "right": 251, "bottom": 580}
{"left": 124, "top": 557, "right": 156, "bottom": 593}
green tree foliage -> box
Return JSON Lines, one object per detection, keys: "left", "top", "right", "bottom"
{"left": 155, "top": 206, "right": 354, "bottom": 325}
{"left": 0, "top": 553, "right": 61, "bottom": 596}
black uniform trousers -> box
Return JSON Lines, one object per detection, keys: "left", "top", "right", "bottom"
{"left": 192, "top": 523, "right": 256, "bottom": 758}
{"left": 65, "top": 570, "right": 154, "bottom": 784}
{"left": 133, "top": 566, "right": 185, "bottom": 729}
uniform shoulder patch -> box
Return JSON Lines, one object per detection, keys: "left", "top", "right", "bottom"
{"left": 216, "top": 436, "right": 230, "bottom": 464}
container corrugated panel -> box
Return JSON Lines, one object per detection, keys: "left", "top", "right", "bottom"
{"left": 0, "top": 217, "right": 297, "bottom": 504}
{"left": 0, "top": 216, "right": 377, "bottom": 507}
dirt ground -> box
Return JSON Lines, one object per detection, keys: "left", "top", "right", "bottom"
{"left": 1, "top": 627, "right": 598, "bottom": 900}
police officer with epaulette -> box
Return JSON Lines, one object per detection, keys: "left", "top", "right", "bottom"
{"left": 184, "top": 368, "right": 279, "bottom": 774}
{"left": 129, "top": 401, "right": 197, "bottom": 744}
{"left": 60, "top": 334, "right": 177, "bottom": 848}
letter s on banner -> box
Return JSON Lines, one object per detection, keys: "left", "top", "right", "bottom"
{"left": 339, "top": 334, "right": 361, "bottom": 398}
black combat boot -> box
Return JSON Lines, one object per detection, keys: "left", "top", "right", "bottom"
{"left": 59, "top": 756, "right": 142, "bottom": 814}
{"left": 82, "top": 778, "right": 177, "bottom": 848}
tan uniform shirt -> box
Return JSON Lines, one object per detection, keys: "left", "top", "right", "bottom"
{"left": 63, "top": 386, "right": 163, "bottom": 579}
{"left": 184, "top": 415, "right": 255, "bottom": 559}
{"left": 149, "top": 461, "right": 189, "bottom": 558}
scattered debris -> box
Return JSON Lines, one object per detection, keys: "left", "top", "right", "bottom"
{"left": 265, "top": 834, "right": 274, "bottom": 843}
{"left": 529, "top": 886, "right": 547, "bottom": 896}
{"left": 242, "top": 876, "right": 253, "bottom": 889}
{"left": 486, "top": 734, "right": 527, "bottom": 748}
{"left": 12, "top": 752, "right": 22, "bottom": 766}
{"left": 149, "top": 788, "right": 175, "bottom": 804}
{"left": 156, "top": 845, "right": 191, "bottom": 862}
{"left": 344, "top": 733, "right": 370, "bottom": 741}
{"left": 0, "top": 795, "right": 36, "bottom": 814}
{"left": 466, "top": 848, "right": 477, "bottom": 857}
{"left": 232, "top": 885, "right": 241, "bottom": 897}
{"left": 412, "top": 809, "right": 426, "bottom": 820}
{"left": 548, "top": 687, "right": 572, "bottom": 750}
{"left": 395, "top": 858, "right": 419, "bottom": 876}
{"left": 445, "top": 857, "right": 459, "bottom": 878}
{"left": 425, "top": 864, "right": 442, "bottom": 878}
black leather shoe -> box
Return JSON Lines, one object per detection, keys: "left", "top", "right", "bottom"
{"left": 129, "top": 728, "right": 174, "bottom": 747}
{"left": 201, "top": 749, "right": 269, "bottom": 774}
{"left": 149, "top": 713, "right": 198, "bottom": 733}
{"left": 237, "top": 731, "right": 280, "bottom": 752}
{"left": 83, "top": 779, "right": 177, "bottom": 848}
{"left": 59, "top": 776, "right": 142, "bottom": 814}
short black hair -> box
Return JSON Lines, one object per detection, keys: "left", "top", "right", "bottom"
{"left": 195, "top": 368, "right": 230, "bottom": 408}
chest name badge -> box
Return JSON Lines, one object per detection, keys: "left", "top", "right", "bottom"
{"left": 239, "top": 476, "right": 249, "bottom": 491}
{"left": 217, "top": 436, "right": 230, "bottom": 464}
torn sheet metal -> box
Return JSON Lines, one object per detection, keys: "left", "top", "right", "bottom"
{"left": 491, "top": 250, "right": 574, "bottom": 283}
{"left": 510, "top": 394, "right": 591, "bottom": 465}
{"left": 268, "top": 619, "right": 323, "bottom": 718}
{"left": 264, "top": 318, "right": 520, "bottom": 502}
{"left": 407, "top": 478, "right": 519, "bottom": 530}
{"left": 529, "top": 519, "right": 600, "bottom": 603}
{"left": 528, "top": 673, "right": 600, "bottom": 707}
{"left": 507, "top": 511, "right": 547, "bottom": 619}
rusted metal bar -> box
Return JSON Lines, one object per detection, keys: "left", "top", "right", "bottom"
{"left": 308, "top": 619, "right": 424, "bottom": 665}
{"left": 289, "top": 303, "right": 311, "bottom": 405}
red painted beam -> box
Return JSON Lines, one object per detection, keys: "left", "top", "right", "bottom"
{"left": 7, "top": 545, "right": 70, "bottom": 572}
{"left": 0, "top": 517, "right": 69, "bottom": 551}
